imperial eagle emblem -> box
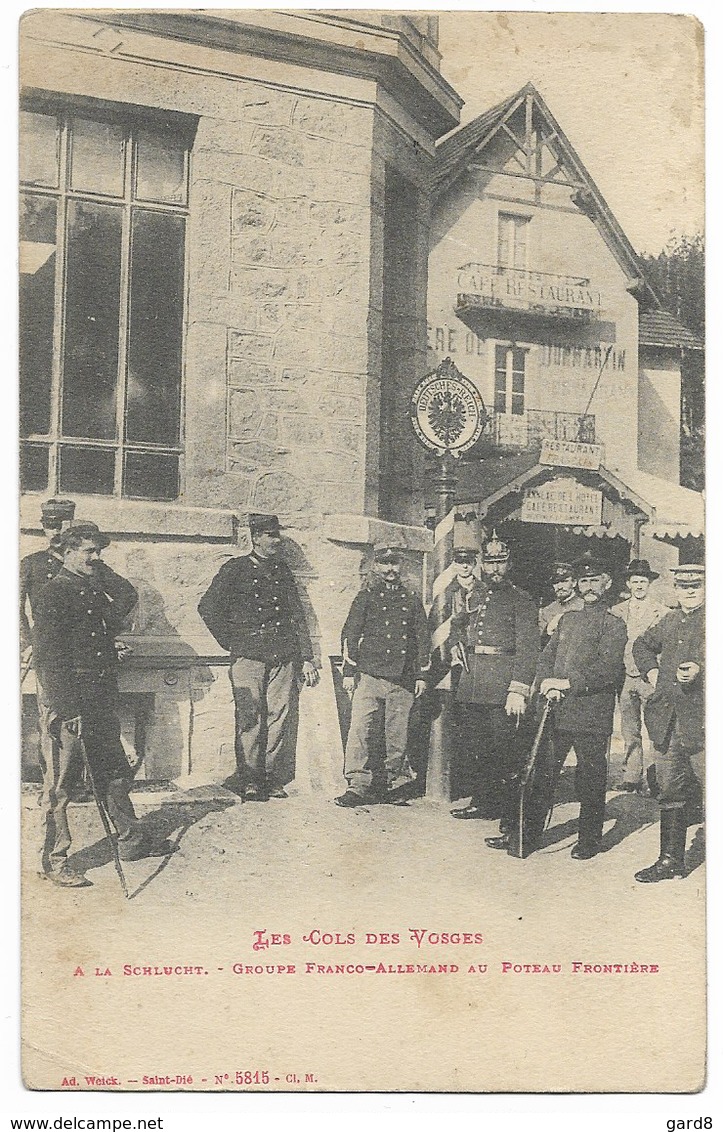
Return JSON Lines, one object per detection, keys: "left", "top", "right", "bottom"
{"left": 427, "top": 390, "right": 467, "bottom": 445}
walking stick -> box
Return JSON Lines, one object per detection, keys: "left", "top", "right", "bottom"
{"left": 516, "top": 698, "right": 553, "bottom": 860}
{"left": 75, "top": 724, "right": 129, "bottom": 899}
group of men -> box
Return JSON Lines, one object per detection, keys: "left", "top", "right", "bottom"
{"left": 22, "top": 499, "right": 704, "bottom": 891}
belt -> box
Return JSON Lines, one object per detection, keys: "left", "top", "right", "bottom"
{"left": 473, "top": 645, "right": 513, "bottom": 656}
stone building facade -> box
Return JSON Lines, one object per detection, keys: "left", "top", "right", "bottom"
{"left": 19, "top": 9, "right": 461, "bottom": 787}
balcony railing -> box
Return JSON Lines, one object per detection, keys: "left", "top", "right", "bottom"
{"left": 456, "top": 263, "right": 602, "bottom": 321}
{"left": 481, "top": 409, "right": 596, "bottom": 450}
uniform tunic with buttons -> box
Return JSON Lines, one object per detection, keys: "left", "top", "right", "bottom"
{"left": 198, "top": 552, "right": 314, "bottom": 664}
{"left": 20, "top": 547, "right": 64, "bottom": 649}
{"left": 633, "top": 605, "right": 704, "bottom": 755}
{"left": 341, "top": 577, "right": 431, "bottom": 692}
{"left": 450, "top": 578, "right": 539, "bottom": 705}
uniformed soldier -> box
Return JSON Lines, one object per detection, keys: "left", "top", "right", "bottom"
{"left": 335, "top": 541, "right": 431, "bottom": 807}
{"left": 198, "top": 513, "right": 320, "bottom": 802}
{"left": 33, "top": 523, "right": 169, "bottom": 888}
{"left": 488, "top": 552, "right": 627, "bottom": 859}
{"left": 449, "top": 532, "right": 539, "bottom": 822}
{"left": 632, "top": 564, "right": 705, "bottom": 882}
{"left": 539, "top": 562, "right": 584, "bottom": 637}
{"left": 20, "top": 498, "right": 76, "bottom": 780}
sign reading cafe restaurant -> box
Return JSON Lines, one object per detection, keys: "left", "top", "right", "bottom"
{"left": 521, "top": 478, "right": 603, "bottom": 526}
{"left": 457, "top": 264, "right": 602, "bottom": 317}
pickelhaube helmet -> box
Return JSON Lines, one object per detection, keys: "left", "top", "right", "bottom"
{"left": 481, "top": 530, "right": 510, "bottom": 563}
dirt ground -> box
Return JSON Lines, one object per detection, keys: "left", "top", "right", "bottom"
{"left": 20, "top": 759, "right": 706, "bottom": 1095}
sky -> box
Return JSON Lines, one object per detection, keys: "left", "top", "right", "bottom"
{"left": 437, "top": 11, "right": 704, "bottom": 256}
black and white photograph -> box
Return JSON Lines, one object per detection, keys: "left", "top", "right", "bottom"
{"left": 11, "top": 4, "right": 709, "bottom": 1100}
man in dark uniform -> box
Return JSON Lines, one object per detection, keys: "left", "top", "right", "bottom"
{"left": 335, "top": 541, "right": 431, "bottom": 807}
{"left": 632, "top": 564, "right": 705, "bottom": 882}
{"left": 20, "top": 499, "right": 76, "bottom": 776}
{"left": 539, "top": 562, "right": 584, "bottom": 638}
{"left": 489, "top": 553, "right": 627, "bottom": 858}
{"left": 449, "top": 532, "right": 539, "bottom": 822}
{"left": 33, "top": 523, "right": 169, "bottom": 888}
{"left": 198, "top": 513, "right": 319, "bottom": 802}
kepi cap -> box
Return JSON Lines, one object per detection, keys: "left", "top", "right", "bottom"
{"left": 454, "top": 548, "right": 478, "bottom": 564}
{"left": 56, "top": 520, "right": 111, "bottom": 551}
{"left": 248, "top": 513, "right": 282, "bottom": 538}
{"left": 551, "top": 561, "right": 574, "bottom": 582}
{"left": 373, "top": 538, "right": 403, "bottom": 564}
{"left": 41, "top": 498, "right": 75, "bottom": 529}
{"left": 574, "top": 552, "right": 610, "bottom": 579}
{"left": 672, "top": 563, "right": 704, "bottom": 587}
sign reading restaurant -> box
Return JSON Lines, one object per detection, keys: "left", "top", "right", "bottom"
{"left": 539, "top": 438, "right": 603, "bottom": 470}
{"left": 457, "top": 264, "right": 602, "bottom": 316}
{"left": 521, "top": 477, "right": 603, "bottom": 525}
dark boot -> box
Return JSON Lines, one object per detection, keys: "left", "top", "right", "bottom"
{"left": 635, "top": 808, "right": 687, "bottom": 882}
{"left": 571, "top": 800, "right": 605, "bottom": 859}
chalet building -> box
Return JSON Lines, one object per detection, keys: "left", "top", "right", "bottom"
{"left": 428, "top": 84, "right": 704, "bottom": 602}
{"left": 19, "top": 9, "right": 459, "bottom": 788}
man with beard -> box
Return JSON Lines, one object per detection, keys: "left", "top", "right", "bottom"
{"left": 449, "top": 532, "right": 539, "bottom": 823}
{"left": 539, "top": 561, "right": 584, "bottom": 638}
{"left": 632, "top": 564, "right": 705, "bottom": 882}
{"left": 487, "top": 552, "right": 627, "bottom": 859}
{"left": 335, "top": 541, "right": 430, "bottom": 807}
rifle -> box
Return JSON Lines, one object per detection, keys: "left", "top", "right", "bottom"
{"left": 75, "top": 722, "right": 129, "bottom": 899}
{"left": 515, "top": 697, "right": 553, "bottom": 860}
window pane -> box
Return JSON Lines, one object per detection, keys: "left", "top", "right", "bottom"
{"left": 126, "top": 210, "right": 184, "bottom": 445}
{"left": 59, "top": 446, "right": 115, "bottom": 495}
{"left": 62, "top": 200, "right": 122, "bottom": 439}
{"left": 123, "top": 450, "right": 179, "bottom": 500}
{"left": 494, "top": 391, "right": 506, "bottom": 414}
{"left": 70, "top": 118, "right": 125, "bottom": 196}
{"left": 512, "top": 371, "right": 525, "bottom": 394}
{"left": 20, "top": 195, "right": 57, "bottom": 436}
{"left": 136, "top": 127, "right": 187, "bottom": 204}
{"left": 20, "top": 443, "right": 50, "bottom": 492}
{"left": 511, "top": 394, "right": 525, "bottom": 416}
{"left": 20, "top": 111, "right": 59, "bottom": 187}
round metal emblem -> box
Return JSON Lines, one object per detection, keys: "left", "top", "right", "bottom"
{"left": 410, "top": 366, "right": 486, "bottom": 455}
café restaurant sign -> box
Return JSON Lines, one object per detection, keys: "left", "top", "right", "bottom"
{"left": 521, "top": 477, "right": 603, "bottom": 526}
{"left": 457, "top": 264, "right": 602, "bottom": 317}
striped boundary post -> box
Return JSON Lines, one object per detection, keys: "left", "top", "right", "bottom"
{"left": 426, "top": 453, "right": 458, "bottom": 800}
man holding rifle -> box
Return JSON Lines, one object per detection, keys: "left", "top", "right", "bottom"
{"left": 33, "top": 522, "right": 174, "bottom": 889}
{"left": 487, "top": 553, "right": 626, "bottom": 859}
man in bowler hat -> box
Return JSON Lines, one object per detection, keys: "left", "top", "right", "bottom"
{"left": 611, "top": 559, "right": 667, "bottom": 793}
{"left": 199, "top": 514, "right": 319, "bottom": 801}
{"left": 632, "top": 564, "right": 705, "bottom": 882}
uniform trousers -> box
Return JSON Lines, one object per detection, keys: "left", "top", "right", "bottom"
{"left": 655, "top": 723, "right": 705, "bottom": 813}
{"left": 522, "top": 727, "right": 610, "bottom": 848}
{"left": 39, "top": 702, "right": 139, "bottom": 876}
{"left": 229, "top": 657, "right": 300, "bottom": 788}
{"left": 618, "top": 674, "right": 654, "bottom": 786}
{"left": 344, "top": 674, "right": 415, "bottom": 796}
{"left": 454, "top": 703, "right": 528, "bottom": 815}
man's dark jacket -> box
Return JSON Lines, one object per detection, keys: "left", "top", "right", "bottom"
{"left": 198, "top": 552, "right": 314, "bottom": 665}
{"left": 33, "top": 565, "right": 138, "bottom": 720}
{"left": 341, "top": 576, "right": 431, "bottom": 692}
{"left": 449, "top": 578, "right": 539, "bottom": 706}
{"left": 19, "top": 546, "right": 64, "bottom": 649}
{"left": 633, "top": 605, "right": 704, "bottom": 755}
{"left": 536, "top": 602, "right": 626, "bottom": 734}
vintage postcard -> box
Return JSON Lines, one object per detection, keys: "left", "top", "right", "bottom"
{"left": 18, "top": 8, "right": 706, "bottom": 1094}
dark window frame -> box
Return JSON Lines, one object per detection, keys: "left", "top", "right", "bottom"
{"left": 19, "top": 98, "right": 193, "bottom": 501}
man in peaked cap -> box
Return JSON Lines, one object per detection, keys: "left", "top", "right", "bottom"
{"left": 20, "top": 498, "right": 76, "bottom": 658}
{"left": 632, "top": 564, "right": 705, "bottom": 882}
{"left": 539, "top": 561, "right": 584, "bottom": 638}
{"left": 488, "top": 551, "right": 626, "bottom": 858}
{"left": 448, "top": 530, "right": 539, "bottom": 823}
{"left": 335, "top": 539, "right": 431, "bottom": 807}
{"left": 611, "top": 559, "right": 667, "bottom": 794}
{"left": 32, "top": 522, "right": 170, "bottom": 888}
{"left": 199, "top": 513, "right": 319, "bottom": 802}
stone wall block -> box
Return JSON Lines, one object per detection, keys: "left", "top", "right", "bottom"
{"left": 231, "top": 232, "right": 277, "bottom": 268}
{"left": 231, "top": 188, "right": 276, "bottom": 234}
{"left": 308, "top": 168, "right": 371, "bottom": 206}
{"left": 228, "top": 329, "right": 275, "bottom": 361}
{"left": 238, "top": 82, "right": 295, "bottom": 126}
{"left": 331, "top": 421, "right": 362, "bottom": 453}
{"left": 281, "top": 302, "right": 323, "bottom": 331}
{"left": 327, "top": 333, "right": 367, "bottom": 371}
{"left": 274, "top": 197, "right": 311, "bottom": 232}
{"left": 250, "top": 126, "right": 305, "bottom": 167}
{"left": 259, "top": 413, "right": 280, "bottom": 445}
{"left": 228, "top": 439, "right": 284, "bottom": 466}
{"left": 272, "top": 328, "right": 320, "bottom": 368}
{"left": 308, "top": 200, "right": 366, "bottom": 231}
{"left": 228, "top": 389, "right": 262, "bottom": 440}
{"left": 271, "top": 231, "right": 319, "bottom": 268}
{"left": 253, "top": 470, "right": 311, "bottom": 515}
{"left": 281, "top": 414, "right": 327, "bottom": 448}
{"left": 322, "top": 265, "right": 368, "bottom": 301}
{"left": 318, "top": 392, "right": 362, "bottom": 420}
{"left": 228, "top": 360, "right": 275, "bottom": 387}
